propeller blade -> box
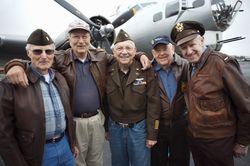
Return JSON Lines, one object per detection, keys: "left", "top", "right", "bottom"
{"left": 112, "top": 7, "right": 136, "bottom": 28}
{"left": 54, "top": 0, "right": 100, "bottom": 29}
{"left": 100, "top": 37, "right": 112, "bottom": 54}
{"left": 54, "top": 0, "right": 113, "bottom": 53}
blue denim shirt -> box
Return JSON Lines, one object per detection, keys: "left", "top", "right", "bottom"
{"left": 154, "top": 61, "right": 177, "bottom": 103}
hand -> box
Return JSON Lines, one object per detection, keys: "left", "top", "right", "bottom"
{"left": 233, "top": 143, "right": 248, "bottom": 158}
{"left": 140, "top": 55, "right": 152, "bottom": 70}
{"left": 73, "top": 146, "right": 79, "bottom": 159}
{"left": 6, "top": 66, "right": 28, "bottom": 87}
{"left": 146, "top": 139, "right": 157, "bottom": 148}
{"left": 105, "top": 132, "right": 109, "bottom": 141}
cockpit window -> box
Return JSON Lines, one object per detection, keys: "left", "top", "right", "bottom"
{"left": 165, "top": 1, "right": 179, "bottom": 18}
{"left": 153, "top": 12, "right": 163, "bottom": 22}
{"left": 192, "top": 0, "right": 205, "bottom": 8}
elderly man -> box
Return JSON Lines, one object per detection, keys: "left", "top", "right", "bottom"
{"left": 0, "top": 29, "right": 77, "bottom": 166}
{"left": 150, "top": 35, "right": 190, "bottom": 166}
{"left": 105, "top": 29, "right": 160, "bottom": 166}
{"left": 170, "top": 21, "right": 250, "bottom": 166}
{"left": 4, "top": 20, "right": 150, "bottom": 166}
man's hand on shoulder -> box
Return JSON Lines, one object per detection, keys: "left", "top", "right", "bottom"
{"left": 6, "top": 66, "right": 28, "bottom": 88}
{"left": 140, "top": 54, "right": 152, "bottom": 70}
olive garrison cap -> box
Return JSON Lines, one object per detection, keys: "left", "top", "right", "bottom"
{"left": 27, "top": 29, "right": 54, "bottom": 45}
{"left": 170, "top": 21, "right": 205, "bottom": 46}
{"left": 114, "top": 29, "right": 133, "bottom": 45}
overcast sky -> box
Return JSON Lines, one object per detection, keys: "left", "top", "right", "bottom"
{"left": 1, "top": 0, "right": 249, "bottom": 56}
{"left": 74, "top": 0, "right": 250, "bottom": 57}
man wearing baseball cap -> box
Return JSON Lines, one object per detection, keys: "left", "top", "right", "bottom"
{"left": 171, "top": 21, "right": 250, "bottom": 166}
{"left": 150, "top": 35, "right": 190, "bottom": 166}
{"left": 4, "top": 20, "right": 109, "bottom": 166}
{"left": 4, "top": 20, "right": 151, "bottom": 166}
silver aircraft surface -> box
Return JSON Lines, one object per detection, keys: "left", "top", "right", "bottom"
{"left": 0, "top": 0, "right": 245, "bottom": 70}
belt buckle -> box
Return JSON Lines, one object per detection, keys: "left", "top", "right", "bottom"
{"left": 119, "top": 122, "right": 130, "bottom": 128}
{"left": 51, "top": 138, "right": 56, "bottom": 143}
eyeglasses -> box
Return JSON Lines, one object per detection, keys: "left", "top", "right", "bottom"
{"left": 30, "top": 49, "right": 55, "bottom": 56}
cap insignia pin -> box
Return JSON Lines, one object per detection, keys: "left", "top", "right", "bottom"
{"left": 175, "top": 23, "right": 184, "bottom": 32}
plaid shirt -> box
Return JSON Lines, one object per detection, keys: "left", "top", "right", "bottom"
{"left": 30, "top": 65, "right": 66, "bottom": 139}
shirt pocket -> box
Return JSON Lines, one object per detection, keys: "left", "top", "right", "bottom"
{"left": 199, "top": 97, "right": 229, "bottom": 125}
{"left": 199, "top": 97, "right": 225, "bottom": 112}
{"left": 130, "top": 85, "right": 147, "bottom": 109}
{"left": 131, "top": 84, "right": 146, "bottom": 95}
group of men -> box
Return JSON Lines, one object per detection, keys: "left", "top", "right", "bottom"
{"left": 0, "top": 18, "right": 250, "bottom": 166}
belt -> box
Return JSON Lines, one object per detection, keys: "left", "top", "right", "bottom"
{"left": 114, "top": 120, "right": 143, "bottom": 128}
{"left": 46, "top": 133, "right": 64, "bottom": 144}
{"left": 74, "top": 111, "right": 98, "bottom": 118}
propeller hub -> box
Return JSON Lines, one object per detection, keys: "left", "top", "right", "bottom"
{"left": 99, "top": 24, "right": 114, "bottom": 37}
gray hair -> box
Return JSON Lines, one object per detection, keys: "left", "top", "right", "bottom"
{"left": 25, "top": 43, "right": 56, "bottom": 50}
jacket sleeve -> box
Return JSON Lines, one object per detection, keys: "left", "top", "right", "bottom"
{"left": 146, "top": 68, "right": 161, "bottom": 140}
{"left": 4, "top": 59, "right": 29, "bottom": 74}
{"left": 222, "top": 59, "right": 250, "bottom": 146}
{"left": 0, "top": 82, "right": 29, "bottom": 166}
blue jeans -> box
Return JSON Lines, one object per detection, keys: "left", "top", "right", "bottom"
{"left": 108, "top": 118, "right": 150, "bottom": 166}
{"left": 42, "top": 134, "right": 75, "bottom": 166}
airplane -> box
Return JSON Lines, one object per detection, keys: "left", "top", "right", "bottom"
{"left": 0, "top": 0, "right": 244, "bottom": 73}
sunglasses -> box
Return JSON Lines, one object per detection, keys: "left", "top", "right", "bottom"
{"left": 30, "top": 49, "right": 55, "bottom": 55}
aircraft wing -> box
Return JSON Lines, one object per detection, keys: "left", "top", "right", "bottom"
{"left": 0, "top": 34, "right": 27, "bottom": 61}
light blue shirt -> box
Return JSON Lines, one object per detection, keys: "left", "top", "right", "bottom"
{"left": 154, "top": 60, "right": 177, "bottom": 103}
{"left": 30, "top": 65, "right": 66, "bottom": 139}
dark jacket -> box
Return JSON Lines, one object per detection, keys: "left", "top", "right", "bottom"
{"left": 185, "top": 47, "right": 250, "bottom": 145}
{"left": 154, "top": 54, "right": 189, "bottom": 132}
{"left": 106, "top": 60, "right": 161, "bottom": 140}
{"left": 0, "top": 68, "right": 75, "bottom": 166}
{"left": 53, "top": 48, "right": 111, "bottom": 113}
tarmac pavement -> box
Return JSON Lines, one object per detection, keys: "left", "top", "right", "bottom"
{"left": 103, "top": 140, "right": 250, "bottom": 166}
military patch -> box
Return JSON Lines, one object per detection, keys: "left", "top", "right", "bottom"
{"left": 133, "top": 78, "right": 146, "bottom": 85}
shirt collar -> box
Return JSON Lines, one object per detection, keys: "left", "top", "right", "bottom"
{"left": 29, "top": 63, "right": 55, "bottom": 83}
{"left": 71, "top": 50, "right": 90, "bottom": 63}
{"left": 154, "top": 54, "right": 175, "bottom": 72}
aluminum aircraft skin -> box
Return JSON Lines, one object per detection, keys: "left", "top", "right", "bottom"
{"left": 0, "top": 0, "right": 244, "bottom": 66}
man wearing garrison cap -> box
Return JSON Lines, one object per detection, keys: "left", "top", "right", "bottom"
{"left": 0, "top": 29, "right": 78, "bottom": 166}
{"left": 170, "top": 21, "right": 250, "bottom": 166}
{"left": 4, "top": 20, "right": 151, "bottom": 166}
{"left": 105, "top": 29, "right": 160, "bottom": 166}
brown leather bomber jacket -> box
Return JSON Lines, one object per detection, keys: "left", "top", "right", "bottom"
{"left": 53, "top": 48, "right": 111, "bottom": 113}
{"left": 0, "top": 68, "right": 75, "bottom": 166}
{"left": 185, "top": 47, "right": 250, "bottom": 145}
